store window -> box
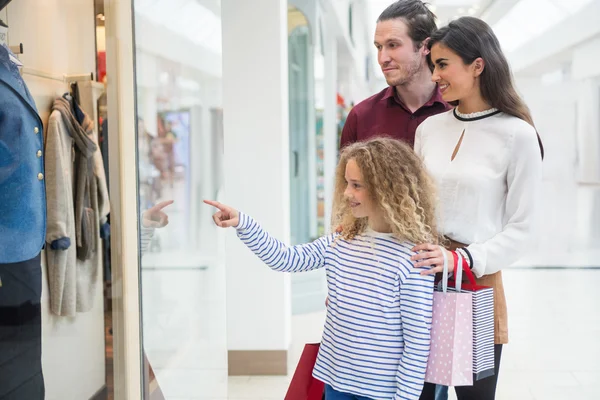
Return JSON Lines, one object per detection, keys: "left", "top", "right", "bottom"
{"left": 0, "top": 0, "right": 115, "bottom": 399}
{"left": 131, "top": 0, "right": 227, "bottom": 398}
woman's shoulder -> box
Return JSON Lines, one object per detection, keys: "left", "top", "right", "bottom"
{"left": 493, "top": 113, "right": 539, "bottom": 148}
{"left": 417, "top": 109, "right": 455, "bottom": 134}
{"left": 423, "top": 109, "right": 454, "bottom": 125}
{"left": 495, "top": 113, "right": 536, "bottom": 133}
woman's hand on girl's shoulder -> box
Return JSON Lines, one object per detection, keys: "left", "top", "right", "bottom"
{"left": 204, "top": 200, "right": 240, "bottom": 228}
{"left": 410, "top": 243, "right": 452, "bottom": 275}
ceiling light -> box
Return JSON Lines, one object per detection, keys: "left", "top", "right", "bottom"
{"left": 468, "top": 8, "right": 476, "bottom": 15}
{"left": 458, "top": 8, "right": 465, "bottom": 13}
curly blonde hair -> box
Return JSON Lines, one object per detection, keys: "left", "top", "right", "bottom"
{"left": 332, "top": 137, "right": 438, "bottom": 244}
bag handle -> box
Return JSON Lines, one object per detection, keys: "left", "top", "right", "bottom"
{"left": 440, "top": 246, "right": 449, "bottom": 293}
{"left": 454, "top": 251, "right": 463, "bottom": 292}
{"left": 439, "top": 249, "right": 478, "bottom": 293}
{"left": 449, "top": 251, "right": 477, "bottom": 289}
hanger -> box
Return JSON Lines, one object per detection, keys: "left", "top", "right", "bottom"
{"left": 70, "top": 81, "right": 80, "bottom": 106}
{"left": 0, "top": 0, "right": 14, "bottom": 14}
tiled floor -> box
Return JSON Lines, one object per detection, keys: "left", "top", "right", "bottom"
{"left": 140, "top": 268, "right": 600, "bottom": 400}
{"left": 229, "top": 270, "right": 600, "bottom": 400}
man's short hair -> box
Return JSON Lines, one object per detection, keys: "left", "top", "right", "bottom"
{"left": 377, "top": 0, "right": 437, "bottom": 49}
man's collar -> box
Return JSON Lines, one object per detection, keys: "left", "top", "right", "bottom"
{"left": 384, "top": 85, "right": 447, "bottom": 109}
{"left": 424, "top": 85, "right": 446, "bottom": 107}
{"left": 382, "top": 86, "right": 396, "bottom": 101}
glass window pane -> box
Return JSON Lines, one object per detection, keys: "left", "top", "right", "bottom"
{"left": 133, "top": 1, "right": 227, "bottom": 397}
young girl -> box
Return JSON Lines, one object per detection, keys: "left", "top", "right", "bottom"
{"left": 205, "top": 138, "right": 437, "bottom": 400}
{"left": 412, "top": 17, "right": 543, "bottom": 400}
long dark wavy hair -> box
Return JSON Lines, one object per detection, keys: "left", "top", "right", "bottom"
{"left": 428, "top": 17, "right": 544, "bottom": 158}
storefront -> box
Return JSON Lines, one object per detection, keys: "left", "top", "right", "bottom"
{"left": 0, "top": 0, "right": 376, "bottom": 398}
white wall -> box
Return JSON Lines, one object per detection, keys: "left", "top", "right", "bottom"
{"left": 4, "top": 1, "right": 105, "bottom": 399}
{"left": 507, "top": 0, "right": 600, "bottom": 75}
{"left": 571, "top": 38, "right": 600, "bottom": 185}
{"left": 511, "top": 17, "right": 600, "bottom": 267}
{"left": 514, "top": 75, "right": 600, "bottom": 267}
{"left": 343, "top": 0, "right": 375, "bottom": 103}
{"left": 572, "top": 36, "right": 600, "bottom": 81}
{"left": 221, "top": 0, "right": 292, "bottom": 352}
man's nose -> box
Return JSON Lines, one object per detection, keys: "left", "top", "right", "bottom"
{"left": 379, "top": 49, "right": 391, "bottom": 65}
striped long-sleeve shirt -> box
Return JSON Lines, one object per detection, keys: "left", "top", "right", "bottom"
{"left": 236, "top": 213, "right": 434, "bottom": 400}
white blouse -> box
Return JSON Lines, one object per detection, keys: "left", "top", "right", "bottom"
{"left": 414, "top": 109, "right": 543, "bottom": 278}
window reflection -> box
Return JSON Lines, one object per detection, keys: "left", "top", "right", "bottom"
{"left": 133, "top": 0, "right": 226, "bottom": 397}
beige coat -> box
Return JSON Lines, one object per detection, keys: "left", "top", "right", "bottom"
{"left": 44, "top": 108, "right": 109, "bottom": 316}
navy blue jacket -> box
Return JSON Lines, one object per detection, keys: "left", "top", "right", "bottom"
{"left": 0, "top": 45, "right": 46, "bottom": 263}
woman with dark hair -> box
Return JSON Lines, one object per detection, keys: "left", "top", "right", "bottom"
{"left": 411, "top": 16, "right": 543, "bottom": 400}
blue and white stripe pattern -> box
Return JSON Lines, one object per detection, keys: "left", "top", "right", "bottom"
{"left": 140, "top": 226, "right": 154, "bottom": 255}
{"left": 236, "top": 213, "right": 434, "bottom": 400}
{"left": 447, "top": 285, "right": 495, "bottom": 380}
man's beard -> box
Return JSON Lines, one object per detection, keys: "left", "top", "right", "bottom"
{"left": 385, "top": 53, "right": 423, "bottom": 87}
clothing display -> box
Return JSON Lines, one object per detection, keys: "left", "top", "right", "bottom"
{"left": 0, "top": 44, "right": 46, "bottom": 264}
{"left": 0, "top": 39, "right": 45, "bottom": 399}
{"left": 0, "top": 254, "right": 45, "bottom": 400}
{"left": 235, "top": 212, "right": 434, "bottom": 400}
{"left": 44, "top": 91, "right": 110, "bottom": 316}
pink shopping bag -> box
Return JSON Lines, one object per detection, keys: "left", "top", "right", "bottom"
{"left": 425, "top": 250, "right": 475, "bottom": 386}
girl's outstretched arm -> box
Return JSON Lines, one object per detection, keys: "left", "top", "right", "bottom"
{"left": 205, "top": 200, "right": 335, "bottom": 272}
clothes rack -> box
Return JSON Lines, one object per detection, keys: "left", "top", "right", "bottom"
{"left": 20, "top": 68, "right": 93, "bottom": 83}
{"left": 9, "top": 43, "right": 22, "bottom": 54}
{"left": 10, "top": 44, "right": 93, "bottom": 82}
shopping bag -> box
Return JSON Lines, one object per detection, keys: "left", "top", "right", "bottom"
{"left": 425, "top": 249, "right": 474, "bottom": 386}
{"left": 284, "top": 343, "right": 325, "bottom": 400}
{"left": 446, "top": 256, "right": 495, "bottom": 381}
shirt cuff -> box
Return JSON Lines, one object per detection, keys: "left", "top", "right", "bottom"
{"left": 466, "top": 243, "right": 486, "bottom": 278}
{"left": 235, "top": 212, "right": 252, "bottom": 231}
{"left": 50, "top": 237, "right": 71, "bottom": 250}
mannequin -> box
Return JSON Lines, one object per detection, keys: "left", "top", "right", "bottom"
{"left": 0, "top": 0, "right": 46, "bottom": 398}
{"left": 0, "top": 0, "right": 11, "bottom": 35}
{"left": 0, "top": 18, "right": 21, "bottom": 67}
{"left": 0, "top": 19, "right": 7, "bottom": 44}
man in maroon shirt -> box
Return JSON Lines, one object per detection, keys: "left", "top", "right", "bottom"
{"left": 336, "top": 3, "right": 451, "bottom": 398}
{"left": 340, "top": 0, "right": 451, "bottom": 149}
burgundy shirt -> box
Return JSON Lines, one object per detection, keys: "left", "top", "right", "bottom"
{"left": 340, "top": 85, "right": 451, "bottom": 148}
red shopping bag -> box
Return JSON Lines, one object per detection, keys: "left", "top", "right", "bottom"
{"left": 284, "top": 343, "right": 325, "bottom": 400}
